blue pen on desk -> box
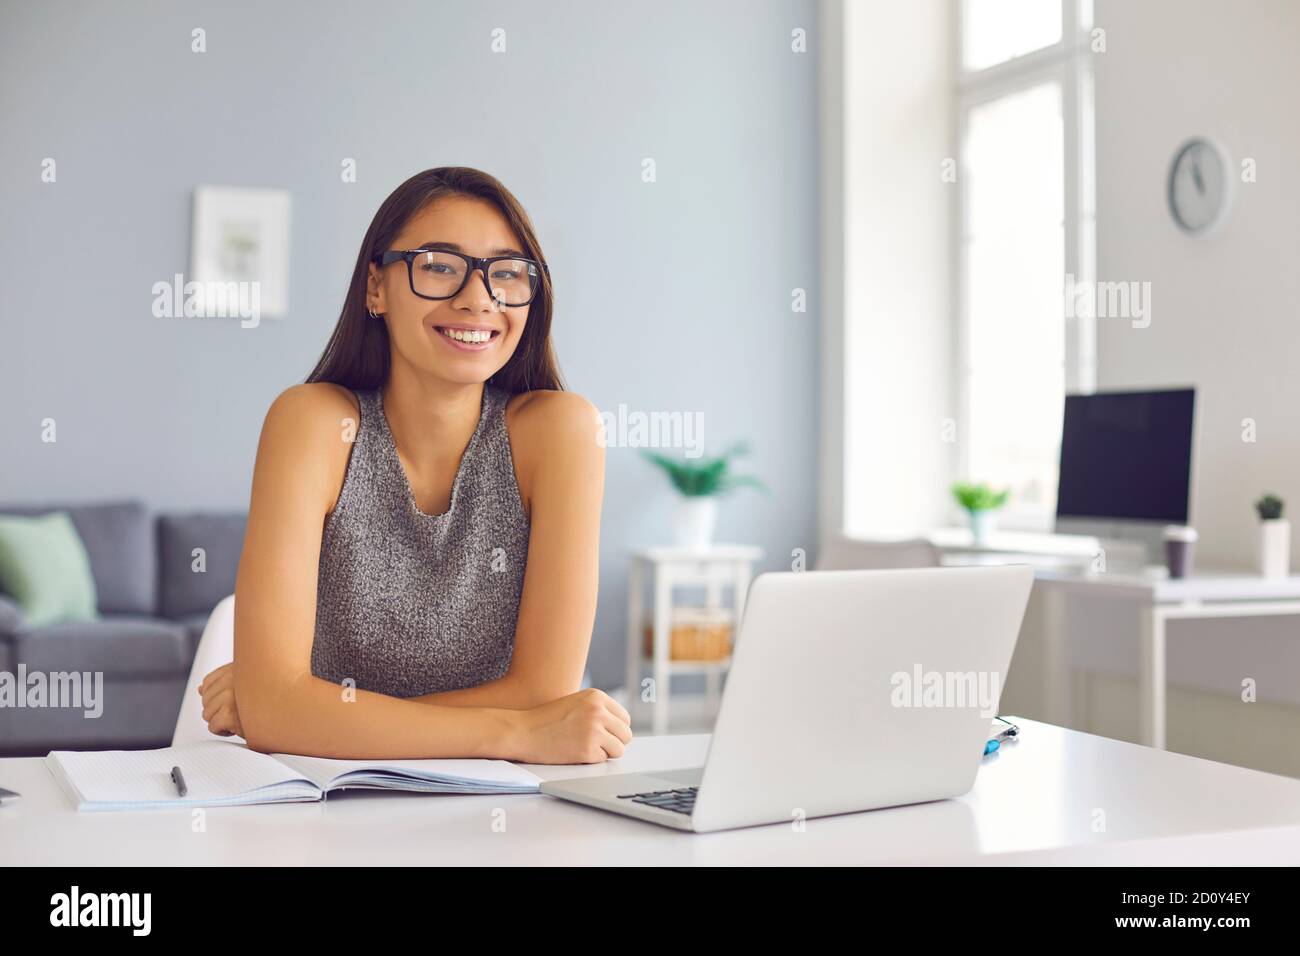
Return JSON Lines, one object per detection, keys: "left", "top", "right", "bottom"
{"left": 983, "top": 720, "right": 1019, "bottom": 756}
{"left": 170, "top": 765, "right": 187, "bottom": 797}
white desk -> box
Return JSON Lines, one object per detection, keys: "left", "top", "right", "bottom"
{"left": 929, "top": 527, "right": 1102, "bottom": 564}
{"left": 1033, "top": 569, "right": 1300, "bottom": 750}
{"left": 927, "top": 530, "right": 1300, "bottom": 752}
{"left": 5, "top": 719, "right": 1300, "bottom": 865}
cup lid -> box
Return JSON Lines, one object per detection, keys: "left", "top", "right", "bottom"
{"left": 1163, "top": 525, "right": 1198, "bottom": 542}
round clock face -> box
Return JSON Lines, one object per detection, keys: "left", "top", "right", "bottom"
{"left": 1168, "top": 138, "right": 1231, "bottom": 235}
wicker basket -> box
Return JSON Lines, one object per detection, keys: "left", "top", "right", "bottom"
{"left": 644, "top": 606, "right": 733, "bottom": 661}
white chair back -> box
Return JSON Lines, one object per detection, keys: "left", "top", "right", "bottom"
{"left": 172, "top": 593, "right": 242, "bottom": 746}
{"left": 814, "top": 535, "right": 941, "bottom": 571}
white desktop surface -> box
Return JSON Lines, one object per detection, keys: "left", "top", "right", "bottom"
{"left": 929, "top": 527, "right": 1101, "bottom": 558}
{"left": 4, "top": 719, "right": 1300, "bottom": 866}
{"left": 1034, "top": 566, "right": 1300, "bottom": 603}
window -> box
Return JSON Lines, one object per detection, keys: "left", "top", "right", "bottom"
{"left": 962, "top": 0, "right": 1063, "bottom": 71}
{"left": 957, "top": 0, "right": 1096, "bottom": 527}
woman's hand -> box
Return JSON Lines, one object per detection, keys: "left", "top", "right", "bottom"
{"left": 513, "top": 688, "right": 632, "bottom": 764}
{"left": 198, "top": 663, "right": 245, "bottom": 738}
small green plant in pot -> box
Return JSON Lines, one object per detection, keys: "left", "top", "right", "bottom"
{"left": 1255, "top": 493, "right": 1289, "bottom": 579}
{"left": 951, "top": 482, "right": 1010, "bottom": 545}
{"left": 641, "top": 442, "right": 767, "bottom": 549}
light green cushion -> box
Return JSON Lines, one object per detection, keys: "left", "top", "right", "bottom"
{"left": 0, "top": 511, "right": 98, "bottom": 628}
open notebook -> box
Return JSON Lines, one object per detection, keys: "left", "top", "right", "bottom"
{"left": 46, "top": 740, "right": 542, "bottom": 811}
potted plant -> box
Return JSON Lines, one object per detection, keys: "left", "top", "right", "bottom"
{"left": 641, "top": 442, "right": 767, "bottom": 549}
{"left": 1255, "top": 493, "right": 1289, "bottom": 579}
{"left": 951, "top": 482, "right": 1010, "bottom": 546}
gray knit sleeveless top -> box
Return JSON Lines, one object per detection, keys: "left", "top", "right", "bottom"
{"left": 311, "top": 383, "right": 530, "bottom": 698}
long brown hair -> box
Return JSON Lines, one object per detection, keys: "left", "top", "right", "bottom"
{"left": 305, "top": 166, "right": 565, "bottom": 394}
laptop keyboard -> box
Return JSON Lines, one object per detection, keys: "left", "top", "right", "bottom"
{"left": 618, "top": 786, "right": 698, "bottom": 815}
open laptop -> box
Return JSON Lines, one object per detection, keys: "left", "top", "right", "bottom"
{"left": 541, "top": 564, "right": 1033, "bottom": 832}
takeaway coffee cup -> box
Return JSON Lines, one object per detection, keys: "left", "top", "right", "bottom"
{"left": 1163, "top": 525, "right": 1198, "bottom": 579}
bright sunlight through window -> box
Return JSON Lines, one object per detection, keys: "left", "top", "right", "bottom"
{"left": 958, "top": 0, "right": 1094, "bottom": 524}
{"left": 963, "top": 83, "right": 1065, "bottom": 514}
{"left": 963, "top": 0, "right": 1063, "bottom": 71}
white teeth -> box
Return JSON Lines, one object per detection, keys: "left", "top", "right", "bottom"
{"left": 440, "top": 327, "right": 493, "bottom": 344}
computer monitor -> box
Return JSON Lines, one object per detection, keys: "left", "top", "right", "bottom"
{"left": 1054, "top": 387, "right": 1196, "bottom": 564}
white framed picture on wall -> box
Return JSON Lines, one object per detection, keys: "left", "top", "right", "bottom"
{"left": 189, "top": 185, "right": 291, "bottom": 319}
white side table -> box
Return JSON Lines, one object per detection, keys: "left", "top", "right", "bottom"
{"left": 625, "top": 544, "right": 763, "bottom": 734}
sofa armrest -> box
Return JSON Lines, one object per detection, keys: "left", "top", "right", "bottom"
{"left": 0, "top": 593, "right": 27, "bottom": 636}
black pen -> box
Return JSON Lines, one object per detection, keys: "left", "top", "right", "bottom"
{"left": 170, "top": 765, "right": 188, "bottom": 797}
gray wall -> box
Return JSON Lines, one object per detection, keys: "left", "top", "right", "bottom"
{"left": 0, "top": 0, "right": 819, "bottom": 688}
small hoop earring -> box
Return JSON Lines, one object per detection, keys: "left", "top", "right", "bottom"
{"left": 367, "top": 308, "right": 381, "bottom": 319}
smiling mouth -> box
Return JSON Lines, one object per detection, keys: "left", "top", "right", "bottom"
{"left": 433, "top": 326, "right": 501, "bottom": 346}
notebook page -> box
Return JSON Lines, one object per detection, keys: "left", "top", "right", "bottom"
{"left": 272, "top": 752, "right": 542, "bottom": 792}
{"left": 48, "top": 740, "right": 312, "bottom": 804}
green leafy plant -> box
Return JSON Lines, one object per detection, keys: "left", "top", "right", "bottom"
{"left": 640, "top": 442, "right": 768, "bottom": 498}
{"left": 951, "top": 482, "right": 1010, "bottom": 513}
{"left": 1255, "top": 494, "right": 1285, "bottom": 521}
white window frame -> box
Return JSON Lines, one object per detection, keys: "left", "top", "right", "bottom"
{"left": 955, "top": 0, "right": 1097, "bottom": 530}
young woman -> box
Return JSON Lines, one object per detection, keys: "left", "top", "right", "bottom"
{"left": 195, "top": 167, "right": 631, "bottom": 763}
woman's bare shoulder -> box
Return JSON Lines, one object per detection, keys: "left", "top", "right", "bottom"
{"left": 267, "top": 381, "right": 359, "bottom": 425}
{"left": 504, "top": 390, "right": 603, "bottom": 511}
{"left": 505, "top": 389, "right": 602, "bottom": 452}
{"left": 256, "top": 383, "right": 363, "bottom": 514}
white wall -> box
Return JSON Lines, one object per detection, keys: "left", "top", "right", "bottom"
{"left": 1094, "top": 0, "right": 1300, "bottom": 569}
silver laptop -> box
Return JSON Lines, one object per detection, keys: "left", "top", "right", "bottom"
{"left": 541, "top": 564, "right": 1033, "bottom": 832}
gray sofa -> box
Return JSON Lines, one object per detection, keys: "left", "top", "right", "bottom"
{"left": 0, "top": 501, "right": 245, "bottom": 756}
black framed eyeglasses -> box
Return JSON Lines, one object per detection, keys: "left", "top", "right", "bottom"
{"left": 371, "top": 248, "right": 548, "bottom": 307}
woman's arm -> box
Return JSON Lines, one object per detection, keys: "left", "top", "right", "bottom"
{"left": 409, "top": 390, "right": 608, "bottom": 712}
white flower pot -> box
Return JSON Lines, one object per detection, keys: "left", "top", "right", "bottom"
{"left": 1258, "top": 518, "right": 1291, "bottom": 579}
{"left": 673, "top": 496, "right": 718, "bottom": 549}
{"left": 969, "top": 509, "right": 996, "bottom": 546}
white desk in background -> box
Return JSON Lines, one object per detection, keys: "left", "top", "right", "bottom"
{"left": 5, "top": 719, "right": 1300, "bottom": 865}
{"left": 1032, "top": 569, "right": 1300, "bottom": 751}
{"left": 928, "top": 528, "right": 1300, "bottom": 752}
{"left": 928, "top": 527, "right": 1102, "bottom": 566}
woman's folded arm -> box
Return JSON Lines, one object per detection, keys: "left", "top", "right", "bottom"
{"left": 235, "top": 666, "right": 522, "bottom": 760}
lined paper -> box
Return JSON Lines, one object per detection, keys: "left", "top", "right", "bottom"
{"left": 47, "top": 741, "right": 319, "bottom": 809}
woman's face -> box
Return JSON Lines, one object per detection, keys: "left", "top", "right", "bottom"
{"left": 367, "top": 195, "right": 532, "bottom": 386}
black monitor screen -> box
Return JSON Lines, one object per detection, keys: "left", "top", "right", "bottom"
{"left": 1056, "top": 388, "right": 1195, "bottom": 524}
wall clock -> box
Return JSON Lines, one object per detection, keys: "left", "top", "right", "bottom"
{"left": 1167, "top": 137, "right": 1233, "bottom": 236}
